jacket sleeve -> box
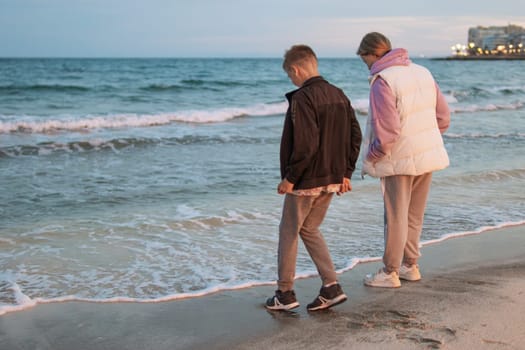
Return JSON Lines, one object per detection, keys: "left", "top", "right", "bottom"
{"left": 346, "top": 102, "right": 362, "bottom": 178}
{"left": 284, "top": 96, "right": 319, "bottom": 184}
{"left": 368, "top": 77, "right": 400, "bottom": 162}
{"left": 435, "top": 82, "right": 450, "bottom": 134}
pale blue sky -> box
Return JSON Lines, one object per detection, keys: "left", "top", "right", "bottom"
{"left": 1, "top": 0, "right": 524, "bottom": 57}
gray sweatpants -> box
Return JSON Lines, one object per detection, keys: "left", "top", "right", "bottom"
{"left": 277, "top": 192, "right": 337, "bottom": 292}
{"left": 381, "top": 173, "right": 433, "bottom": 273}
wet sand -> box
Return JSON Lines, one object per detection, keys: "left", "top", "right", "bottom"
{"left": 1, "top": 224, "right": 524, "bottom": 350}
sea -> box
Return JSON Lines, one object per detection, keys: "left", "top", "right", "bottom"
{"left": 1, "top": 57, "right": 524, "bottom": 315}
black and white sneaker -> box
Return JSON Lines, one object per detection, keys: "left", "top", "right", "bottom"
{"left": 265, "top": 290, "right": 300, "bottom": 311}
{"left": 307, "top": 283, "right": 347, "bottom": 311}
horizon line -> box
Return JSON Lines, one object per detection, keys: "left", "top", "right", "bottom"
{"left": 0, "top": 55, "right": 448, "bottom": 60}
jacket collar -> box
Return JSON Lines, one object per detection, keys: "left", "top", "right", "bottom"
{"left": 301, "top": 75, "right": 325, "bottom": 87}
{"left": 285, "top": 76, "right": 325, "bottom": 101}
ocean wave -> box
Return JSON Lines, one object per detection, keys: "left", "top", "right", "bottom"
{"left": 447, "top": 85, "right": 525, "bottom": 100}
{"left": 138, "top": 80, "right": 256, "bottom": 93}
{"left": 352, "top": 98, "right": 369, "bottom": 115}
{"left": 437, "top": 168, "right": 525, "bottom": 185}
{"left": 449, "top": 101, "right": 524, "bottom": 113}
{"left": 179, "top": 79, "right": 249, "bottom": 88}
{"left": 0, "top": 84, "right": 91, "bottom": 93}
{"left": 444, "top": 132, "right": 525, "bottom": 140}
{"left": 344, "top": 96, "right": 522, "bottom": 116}
{"left": 1, "top": 221, "right": 523, "bottom": 317}
{"left": 0, "top": 138, "right": 151, "bottom": 157}
{"left": 0, "top": 134, "right": 280, "bottom": 157}
{"left": 0, "top": 102, "right": 288, "bottom": 134}
{"left": 442, "top": 93, "right": 459, "bottom": 104}
{"left": 481, "top": 85, "right": 525, "bottom": 95}
{"left": 139, "top": 82, "right": 229, "bottom": 93}
{"left": 139, "top": 83, "right": 186, "bottom": 92}
{"left": 1, "top": 98, "right": 519, "bottom": 135}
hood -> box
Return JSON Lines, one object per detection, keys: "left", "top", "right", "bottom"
{"left": 370, "top": 48, "right": 411, "bottom": 75}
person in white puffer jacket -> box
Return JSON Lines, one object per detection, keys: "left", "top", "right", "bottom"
{"left": 357, "top": 32, "right": 451, "bottom": 288}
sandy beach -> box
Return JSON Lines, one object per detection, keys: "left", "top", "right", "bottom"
{"left": 1, "top": 224, "right": 524, "bottom": 350}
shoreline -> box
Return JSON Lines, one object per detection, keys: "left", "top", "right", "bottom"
{"left": 1, "top": 224, "right": 524, "bottom": 349}
{"left": 1, "top": 221, "right": 524, "bottom": 317}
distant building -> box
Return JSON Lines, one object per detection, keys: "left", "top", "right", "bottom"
{"left": 461, "top": 24, "right": 525, "bottom": 56}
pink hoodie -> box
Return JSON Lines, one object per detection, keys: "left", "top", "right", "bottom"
{"left": 367, "top": 48, "right": 450, "bottom": 162}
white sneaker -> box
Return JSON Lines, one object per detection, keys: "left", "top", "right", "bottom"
{"left": 399, "top": 264, "right": 421, "bottom": 281}
{"left": 364, "top": 268, "right": 401, "bottom": 288}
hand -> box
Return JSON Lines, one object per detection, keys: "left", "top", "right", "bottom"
{"left": 277, "top": 178, "right": 294, "bottom": 195}
{"left": 337, "top": 177, "right": 352, "bottom": 196}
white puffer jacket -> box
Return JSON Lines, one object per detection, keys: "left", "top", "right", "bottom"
{"left": 362, "top": 63, "right": 449, "bottom": 177}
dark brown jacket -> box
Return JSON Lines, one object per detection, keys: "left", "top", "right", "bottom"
{"left": 280, "top": 76, "right": 362, "bottom": 190}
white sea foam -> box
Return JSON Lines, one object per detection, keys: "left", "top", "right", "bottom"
{"left": 352, "top": 98, "right": 369, "bottom": 115}
{"left": 443, "top": 93, "right": 458, "bottom": 104}
{"left": 351, "top": 91, "right": 521, "bottom": 115}
{"left": 445, "top": 132, "right": 525, "bottom": 139}
{"left": 450, "top": 101, "right": 523, "bottom": 113}
{"left": 0, "top": 102, "right": 288, "bottom": 134}
{"left": 333, "top": 95, "right": 522, "bottom": 116}
{"left": 421, "top": 221, "right": 525, "bottom": 246}
{"left": 175, "top": 204, "right": 202, "bottom": 219}
{"left": 2, "top": 98, "right": 520, "bottom": 135}
{"left": 1, "top": 221, "right": 523, "bottom": 317}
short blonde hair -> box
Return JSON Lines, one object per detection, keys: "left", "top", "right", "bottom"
{"left": 282, "top": 44, "right": 318, "bottom": 72}
{"left": 356, "top": 32, "right": 392, "bottom": 57}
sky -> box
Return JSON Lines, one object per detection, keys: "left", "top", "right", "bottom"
{"left": 1, "top": 0, "right": 525, "bottom": 58}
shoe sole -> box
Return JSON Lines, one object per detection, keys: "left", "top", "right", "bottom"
{"left": 307, "top": 294, "right": 347, "bottom": 311}
{"left": 265, "top": 301, "right": 300, "bottom": 311}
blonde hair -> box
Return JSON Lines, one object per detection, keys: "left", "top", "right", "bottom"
{"left": 282, "top": 44, "right": 318, "bottom": 72}
{"left": 356, "top": 32, "right": 392, "bottom": 57}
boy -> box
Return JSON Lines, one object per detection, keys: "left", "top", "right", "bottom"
{"left": 265, "top": 45, "right": 362, "bottom": 311}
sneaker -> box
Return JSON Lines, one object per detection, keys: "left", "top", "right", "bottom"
{"left": 364, "top": 268, "right": 401, "bottom": 288}
{"left": 307, "top": 283, "right": 347, "bottom": 311}
{"left": 399, "top": 264, "right": 421, "bottom": 281}
{"left": 265, "top": 290, "right": 300, "bottom": 311}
